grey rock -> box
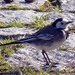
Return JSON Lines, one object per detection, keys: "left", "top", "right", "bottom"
{"left": 0, "top": 0, "right": 48, "bottom": 9}
{"left": 1, "top": 27, "right": 74, "bottom": 71}
{"left": 0, "top": 27, "right": 36, "bottom": 40}
{"left": 0, "top": 0, "right": 75, "bottom": 72}
{"left": 0, "top": 0, "right": 75, "bottom": 12}
{"left": 64, "top": 33, "right": 75, "bottom": 48}
{"left": 0, "top": 10, "right": 75, "bottom": 26}
{"left": 6, "top": 46, "right": 75, "bottom": 71}
{"left": 61, "top": 0, "right": 75, "bottom": 11}
{"left": 47, "top": 12, "right": 75, "bottom": 26}
{"left": 0, "top": 27, "right": 34, "bottom": 35}
{"left": 0, "top": 10, "right": 48, "bottom": 23}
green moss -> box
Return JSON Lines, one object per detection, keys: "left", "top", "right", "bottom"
{"left": 0, "top": 1, "right": 63, "bottom": 12}
{"left": 0, "top": 38, "right": 25, "bottom": 57}
{"left": 36, "top": 1, "right": 63, "bottom": 12}
{"left": 0, "top": 38, "right": 25, "bottom": 73}
{"left": 36, "top": 1, "right": 53, "bottom": 12}
{"left": 59, "top": 46, "right": 68, "bottom": 50}
{"left": 0, "top": 21, "right": 25, "bottom": 27}
{"left": 59, "top": 66, "right": 75, "bottom": 75}
{"left": 16, "top": 66, "right": 48, "bottom": 75}
{"left": 48, "top": 0, "right": 61, "bottom": 9}
{"left": 0, "top": 50, "right": 13, "bottom": 73}
{"left": 1, "top": 5, "right": 30, "bottom": 10}
{"left": 32, "top": 14, "right": 52, "bottom": 29}
{"left": 59, "top": 46, "right": 75, "bottom": 51}
{"left": 0, "top": 61, "right": 13, "bottom": 73}
{"left": 1, "top": 5, "right": 20, "bottom": 10}
{"left": 5, "top": 21, "right": 25, "bottom": 27}
{"left": 0, "top": 15, "right": 52, "bottom": 29}
{"left": 17, "top": 66, "right": 75, "bottom": 75}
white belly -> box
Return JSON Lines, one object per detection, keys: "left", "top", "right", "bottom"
{"left": 32, "top": 40, "right": 65, "bottom": 51}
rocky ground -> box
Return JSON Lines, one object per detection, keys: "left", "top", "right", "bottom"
{"left": 0, "top": 0, "right": 75, "bottom": 72}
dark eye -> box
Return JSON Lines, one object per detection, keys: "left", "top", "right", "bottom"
{"left": 61, "top": 22, "right": 64, "bottom": 24}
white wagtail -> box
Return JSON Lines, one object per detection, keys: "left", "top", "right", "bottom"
{"left": 0, "top": 18, "right": 73, "bottom": 65}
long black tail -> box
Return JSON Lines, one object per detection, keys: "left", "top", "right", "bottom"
{"left": 0, "top": 35, "right": 36, "bottom": 46}
{"left": 0, "top": 39, "right": 27, "bottom": 46}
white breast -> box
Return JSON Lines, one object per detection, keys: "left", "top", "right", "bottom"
{"left": 32, "top": 39, "right": 65, "bottom": 51}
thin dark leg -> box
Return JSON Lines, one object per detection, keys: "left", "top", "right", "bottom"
{"left": 43, "top": 50, "right": 51, "bottom": 63}
{"left": 42, "top": 50, "right": 48, "bottom": 64}
{"left": 42, "top": 50, "right": 50, "bottom": 65}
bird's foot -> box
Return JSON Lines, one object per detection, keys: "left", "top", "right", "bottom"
{"left": 50, "top": 62, "right": 59, "bottom": 68}
{"left": 42, "top": 61, "right": 59, "bottom": 68}
{"left": 42, "top": 61, "right": 50, "bottom": 66}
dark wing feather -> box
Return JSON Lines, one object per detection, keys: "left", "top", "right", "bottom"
{"left": 37, "top": 34, "right": 54, "bottom": 40}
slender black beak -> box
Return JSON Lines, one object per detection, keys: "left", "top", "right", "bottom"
{"left": 66, "top": 21, "right": 73, "bottom": 24}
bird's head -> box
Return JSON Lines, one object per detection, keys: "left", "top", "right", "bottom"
{"left": 53, "top": 18, "right": 73, "bottom": 29}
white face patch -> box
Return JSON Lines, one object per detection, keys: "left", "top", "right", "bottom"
{"left": 56, "top": 21, "right": 67, "bottom": 29}
{"left": 63, "top": 18, "right": 68, "bottom": 22}
{"left": 56, "top": 18, "right": 69, "bottom": 29}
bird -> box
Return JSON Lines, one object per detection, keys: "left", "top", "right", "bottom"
{"left": 4, "top": 0, "right": 14, "bottom": 3}
{"left": 0, "top": 18, "right": 73, "bottom": 65}
{"left": 25, "top": 0, "right": 35, "bottom": 3}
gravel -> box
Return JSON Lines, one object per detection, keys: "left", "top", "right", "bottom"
{"left": 0, "top": 0, "right": 47, "bottom": 9}
{"left": 0, "top": 27, "right": 74, "bottom": 71}
{"left": 61, "top": 0, "right": 75, "bottom": 11}
{"left": 0, "top": 10, "right": 48, "bottom": 23}
{"left": 7, "top": 46, "right": 75, "bottom": 71}
{"left": 0, "top": 0, "right": 75, "bottom": 72}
